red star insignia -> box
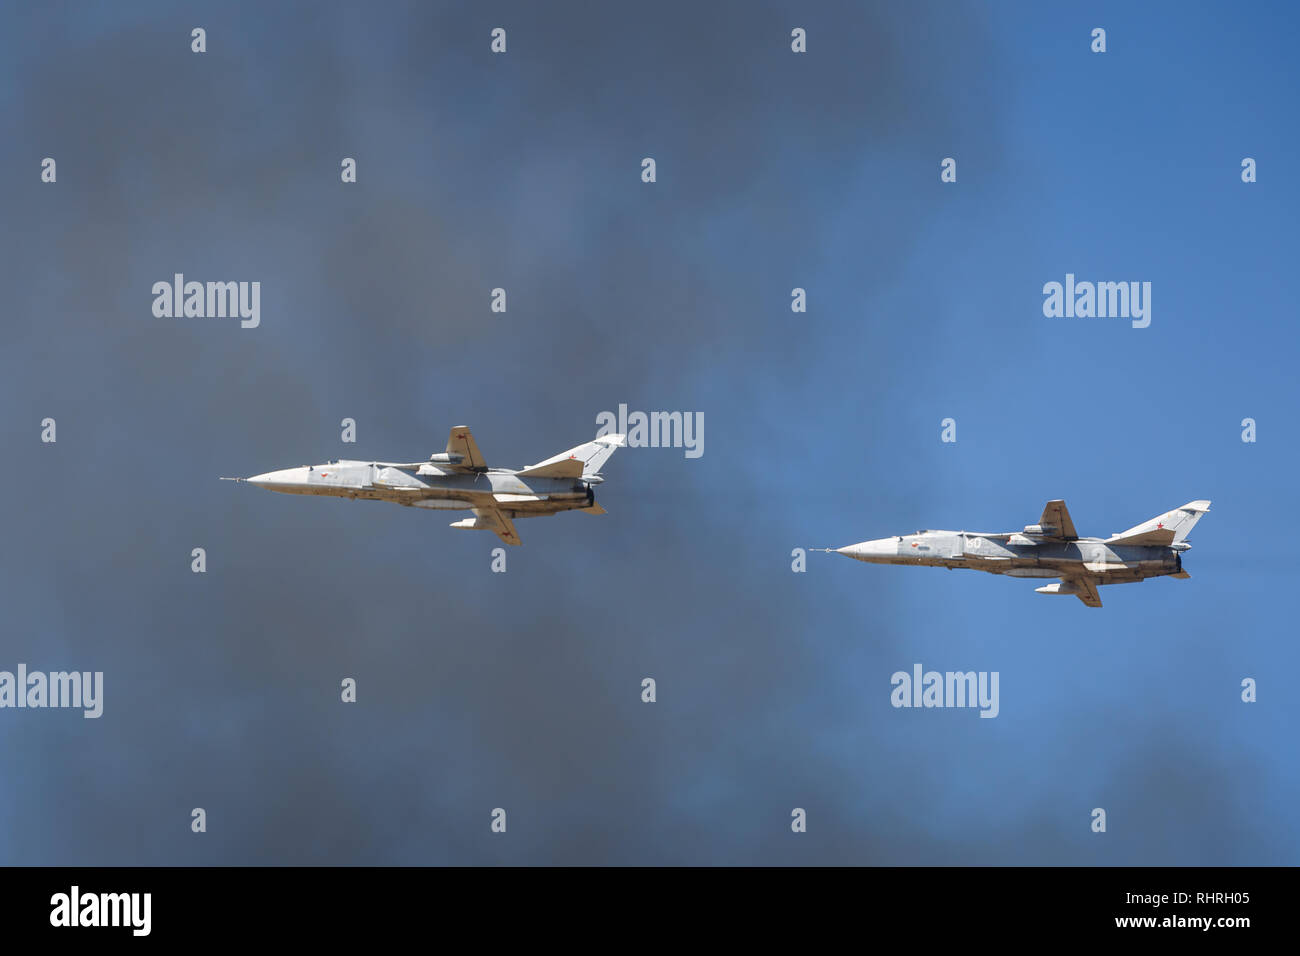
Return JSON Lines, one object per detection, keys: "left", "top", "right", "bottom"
{"left": 1157, "top": 522, "right": 1164, "bottom": 529}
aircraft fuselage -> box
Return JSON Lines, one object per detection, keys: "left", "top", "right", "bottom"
{"left": 242, "top": 459, "right": 594, "bottom": 516}
{"left": 838, "top": 531, "right": 1183, "bottom": 584}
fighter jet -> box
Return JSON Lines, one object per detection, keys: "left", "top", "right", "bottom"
{"left": 826, "top": 499, "right": 1210, "bottom": 606}
{"left": 223, "top": 427, "right": 626, "bottom": 545}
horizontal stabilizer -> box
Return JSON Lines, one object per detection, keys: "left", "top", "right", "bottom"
{"left": 1104, "top": 528, "right": 1175, "bottom": 547}
{"left": 516, "top": 458, "right": 585, "bottom": 479}
{"left": 579, "top": 502, "right": 607, "bottom": 515}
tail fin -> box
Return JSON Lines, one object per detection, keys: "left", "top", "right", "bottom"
{"left": 518, "top": 433, "right": 626, "bottom": 478}
{"left": 1106, "top": 500, "right": 1210, "bottom": 547}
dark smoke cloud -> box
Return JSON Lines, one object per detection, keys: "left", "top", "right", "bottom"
{"left": 0, "top": 1, "right": 1274, "bottom": 865}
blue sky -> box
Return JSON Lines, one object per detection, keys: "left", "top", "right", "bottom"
{"left": 0, "top": 1, "right": 1295, "bottom": 864}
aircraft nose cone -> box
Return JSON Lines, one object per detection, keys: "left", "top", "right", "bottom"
{"left": 247, "top": 468, "right": 299, "bottom": 489}
{"left": 836, "top": 538, "right": 897, "bottom": 562}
